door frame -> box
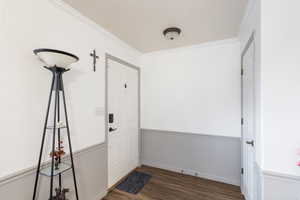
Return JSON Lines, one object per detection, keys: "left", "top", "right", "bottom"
{"left": 105, "top": 53, "right": 141, "bottom": 189}
{"left": 241, "top": 31, "right": 256, "bottom": 198}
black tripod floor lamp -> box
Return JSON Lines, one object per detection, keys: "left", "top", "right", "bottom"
{"left": 32, "top": 49, "right": 80, "bottom": 200}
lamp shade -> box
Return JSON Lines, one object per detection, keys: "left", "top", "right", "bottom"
{"left": 34, "top": 49, "right": 79, "bottom": 69}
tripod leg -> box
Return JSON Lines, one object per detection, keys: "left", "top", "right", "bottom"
{"left": 49, "top": 73, "right": 59, "bottom": 199}
{"left": 33, "top": 73, "right": 55, "bottom": 200}
{"left": 60, "top": 75, "right": 79, "bottom": 200}
{"left": 57, "top": 74, "right": 62, "bottom": 189}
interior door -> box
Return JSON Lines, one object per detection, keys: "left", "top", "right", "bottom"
{"left": 242, "top": 39, "right": 255, "bottom": 200}
{"left": 107, "top": 58, "right": 139, "bottom": 188}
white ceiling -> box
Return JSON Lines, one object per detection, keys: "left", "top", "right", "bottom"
{"left": 63, "top": 0, "right": 248, "bottom": 52}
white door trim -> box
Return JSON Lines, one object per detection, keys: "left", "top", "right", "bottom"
{"left": 241, "top": 32, "right": 256, "bottom": 200}
{"left": 105, "top": 53, "right": 141, "bottom": 189}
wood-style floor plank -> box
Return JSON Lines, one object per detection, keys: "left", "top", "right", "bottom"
{"left": 103, "top": 166, "right": 244, "bottom": 200}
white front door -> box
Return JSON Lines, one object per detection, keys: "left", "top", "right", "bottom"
{"left": 242, "top": 39, "right": 256, "bottom": 200}
{"left": 107, "top": 58, "right": 139, "bottom": 188}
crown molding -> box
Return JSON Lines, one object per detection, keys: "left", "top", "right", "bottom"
{"left": 142, "top": 38, "right": 240, "bottom": 56}
{"left": 48, "top": 0, "right": 142, "bottom": 56}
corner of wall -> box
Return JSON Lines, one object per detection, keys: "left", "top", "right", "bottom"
{"left": 93, "top": 190, "right": 108, "bottom": 200}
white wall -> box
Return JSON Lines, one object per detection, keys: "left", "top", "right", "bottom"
{"left": 141, "top": 39, "right": 241, "bottom": 138}
{"left": 240, "top": 0, "right": 300, "bottom": 198}
{"left": 240, "top": 0, "right": 300, "bottom": 178}
{"left": 0, "top": 0, "right": 140, "bottom": 178}
{"left": 261, "top": 0, "right": 300, "bottom": 176}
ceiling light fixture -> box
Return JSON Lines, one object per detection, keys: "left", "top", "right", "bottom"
{"left": 163, "top": 27, "right": 181, "bottom": 40}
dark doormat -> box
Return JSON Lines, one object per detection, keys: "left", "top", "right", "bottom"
{"left": 116, "top": 171, "right": 152, "bottom": 194}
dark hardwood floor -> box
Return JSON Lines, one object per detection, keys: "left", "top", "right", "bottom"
{"left": 103, "top": 166, "right": 244, "bottom": 200}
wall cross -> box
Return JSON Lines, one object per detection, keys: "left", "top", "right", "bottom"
{"left": 90, "top": 49, "right": 99, "bottom": 72}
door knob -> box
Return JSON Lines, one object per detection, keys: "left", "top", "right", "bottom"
{"left": 109, "top": 127, "right": 117, "bottom": 132}
{"left": 246, "top": 140, "right": 254, "bottom": 147}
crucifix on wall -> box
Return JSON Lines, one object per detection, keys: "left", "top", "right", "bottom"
{"left": 90, "top": 49, "right": 99, "bottom": 72}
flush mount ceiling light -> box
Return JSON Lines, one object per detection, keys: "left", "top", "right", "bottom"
{"left": 163, "top": 27, "right": 181, "bottom": 40}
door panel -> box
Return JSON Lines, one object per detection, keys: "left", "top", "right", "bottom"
{"left": 107, "top": 59, "right": 139, "bottom": 188}
{"left": 242, "top": 40, "right": 255, "bottom": 200}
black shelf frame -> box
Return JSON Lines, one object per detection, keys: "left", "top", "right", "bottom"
{"left": 32, "top": 66, "right": 79, "bottom": 200}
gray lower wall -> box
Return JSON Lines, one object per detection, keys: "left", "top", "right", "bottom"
{"left": 141, "top": 129, "right": 241, "bottom": 186}
{"left": 0, "top": 143, "right": 107, "bottom": 200}
{"left": 245, "top": 161, "right": 300, "bottom": 200}
{"left": 4, "top": 130, "right": 300, "bottom": 200}
{"left": 263, "top": 170, "right": 300, "bottom": 200}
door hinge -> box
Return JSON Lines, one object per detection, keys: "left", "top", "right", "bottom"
{"left": 241, "top": 168, "right": 244, "bottom": 175}
{"left": 241, "top": 68, "right": 244, "bottom": 76}
{"left": 241, "top": 118, "right": 244, "bottom": 125}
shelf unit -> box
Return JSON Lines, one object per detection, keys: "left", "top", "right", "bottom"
{"left": 40, "top": 162, "right": 72, "bottom": 177}
{"left": 46, "top": 125, "right": 67, "bottom": 130}
{"left": 32, "top": 66, "right": 79, "bottom": 200}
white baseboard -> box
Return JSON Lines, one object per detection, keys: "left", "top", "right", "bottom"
{"left": 142, "top": 160, "right": 240, "bottom": 186}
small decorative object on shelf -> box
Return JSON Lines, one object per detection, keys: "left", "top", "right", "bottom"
{"left": 32, "top": 49, "right": 80, "bottom": 200}
{"left": 50, "top": 141, "right": 65, "bottom": 170}
{"left": 51, "top": 187, "right": 70, "bottom": 200}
